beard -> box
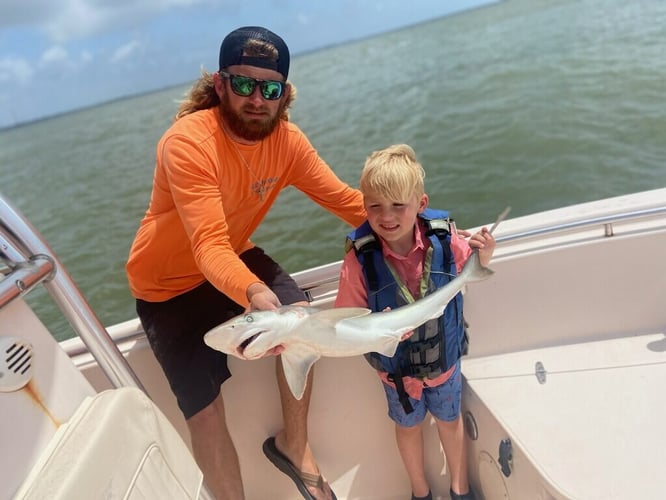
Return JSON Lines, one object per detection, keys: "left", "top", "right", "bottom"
{"left": 219, "top": 90, "right": 284, "bottom": 141}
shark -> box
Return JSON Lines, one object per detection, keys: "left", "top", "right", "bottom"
{"left": 204, "top": 250, "right": 494, "bottom": 400}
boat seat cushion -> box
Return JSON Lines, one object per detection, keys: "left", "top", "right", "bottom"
{"left": 14, "top": 386, "right": 203, "bottom": 499}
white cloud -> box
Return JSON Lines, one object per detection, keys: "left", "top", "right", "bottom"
{"left": 0, "top": 56, "right": 33, "bottom": 84}
{"left": 43, "top": 2, "right": 111, "bottom": 42}
{"left": 110, "top": 40, "right": 140, "bottom": 63}
{"left": 41, "top": 45, "right": 69, "bottom": 65}
{"left": 1, "top": 0, "right": 221, "bottom": 42}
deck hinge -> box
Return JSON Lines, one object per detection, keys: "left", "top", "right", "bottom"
{"left": 535, "top": 361, "right": 547, "bottom": 384}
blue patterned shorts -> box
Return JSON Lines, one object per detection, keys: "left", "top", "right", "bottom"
{"left": 382, "top": 360, "right": 462, "bottom": 427}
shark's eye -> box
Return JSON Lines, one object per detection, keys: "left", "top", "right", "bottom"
{"left": 245, "top": 315, "right": 253, "bottom": 323}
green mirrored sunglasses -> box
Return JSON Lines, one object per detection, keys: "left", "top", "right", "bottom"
{"left": 219, "top": 71, "right": 285, "bottom": 100}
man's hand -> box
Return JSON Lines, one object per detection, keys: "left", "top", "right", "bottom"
{"left": 246, "top": 282, "right": 281, "bottom": 311}
{"left": 245, "top": 282, "right": 284, "bottom": 357}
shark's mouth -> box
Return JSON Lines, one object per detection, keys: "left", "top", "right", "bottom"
{"left": 237, "top": 331, "right": 265, "bottom": 357}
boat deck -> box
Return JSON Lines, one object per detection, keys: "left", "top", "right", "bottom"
{"left": 464, "top": 331, "right": 666, "bottom": 499}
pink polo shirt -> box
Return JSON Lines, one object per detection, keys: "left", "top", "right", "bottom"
{"left": 335, "top": 219, "right": 472, "bottom": 400}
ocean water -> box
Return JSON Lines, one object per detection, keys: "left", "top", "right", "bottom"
{"left": 1, "top": 0, "right": 665, "bottom": 340}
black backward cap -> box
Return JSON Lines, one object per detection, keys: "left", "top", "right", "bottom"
{"left": 218, "top": 26, "right": 290, "bottom": 79}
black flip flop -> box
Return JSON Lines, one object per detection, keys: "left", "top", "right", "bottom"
{"left": 262, "top": 437, "right": 337, "bottom": 500}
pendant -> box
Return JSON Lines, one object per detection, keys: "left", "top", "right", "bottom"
{"left": 252, "top": 180, "right": 265, "bottom": 201}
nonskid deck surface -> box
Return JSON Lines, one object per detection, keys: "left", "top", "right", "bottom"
{"left": 463, "top": 331, "right": 666, "bottom": 500}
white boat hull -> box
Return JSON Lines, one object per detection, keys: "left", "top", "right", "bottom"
{"left": 2, "top": 188, "right": 665, "bottom": 499}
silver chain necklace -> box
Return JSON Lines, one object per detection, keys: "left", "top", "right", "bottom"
{"left": 224, "top": 129, "right": 267, "bottom": 201}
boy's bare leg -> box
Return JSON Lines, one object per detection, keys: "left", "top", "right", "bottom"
{"left": 436, "top": 415, "right": 470, "bottom": 495}
{"left": 395, "top": 423, "right": 430, "bottom": 498}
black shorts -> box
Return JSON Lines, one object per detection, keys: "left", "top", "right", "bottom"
{"left": 136, "top": 246, "right": 307, "bottom": 419}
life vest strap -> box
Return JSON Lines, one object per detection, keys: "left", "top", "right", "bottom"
{"left": 425, "top": 218, "right": 451, "bottom": 236}
{"left": 408, "top": 362, "right": 445, "bottom": 380}
{"left": 406, "top": 336, "right": 439, "bottom": 352}
{"left": 351, "top": 234, "right": 377, "bottom": 252}
{"left": 388, "top": 370, "right": 414, "bottom": 414}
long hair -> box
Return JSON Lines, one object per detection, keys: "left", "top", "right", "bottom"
{"left": 174, "top": 69, "right": 218, "bottom": 120}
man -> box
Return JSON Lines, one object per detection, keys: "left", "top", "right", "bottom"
{"left": 126, "top": 26, "right": 365, "bottom": 500}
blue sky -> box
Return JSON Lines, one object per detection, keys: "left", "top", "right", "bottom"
{"left": 0, "top": 0, "right": 492, "bottom": 128}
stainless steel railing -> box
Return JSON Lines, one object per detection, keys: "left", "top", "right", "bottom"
{"left": 494, "top": 206, "right": 666, "bottom": 243}
{"left": 0, "top": 192, "right": 144, "bottom": 391}
{"left": 292, "top": 203, "right": 666, "bottom": 299}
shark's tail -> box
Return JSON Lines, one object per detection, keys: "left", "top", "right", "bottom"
{"left": 471, "top": 264, "right": 494, "bottom": 282}
{"left": 465, "top": 251, "right": 495, "bottom": 283}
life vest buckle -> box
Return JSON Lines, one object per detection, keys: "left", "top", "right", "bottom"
{"left": 406, "top": 336, "right": 439, "bottom": 353}
{"left": 410, "top": 362, "right": 444, "bottom": 380}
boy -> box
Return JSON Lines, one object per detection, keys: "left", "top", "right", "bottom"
{"left": 335, "top": 144, "right": 495, "bottom": 500}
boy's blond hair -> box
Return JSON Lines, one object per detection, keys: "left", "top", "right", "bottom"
{"left": 359, "top": 144, "right": 425, "bottom": 201}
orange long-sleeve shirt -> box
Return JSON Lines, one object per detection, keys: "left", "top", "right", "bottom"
{"left": 126, "top": 107, "right": 366, "bottom": 307}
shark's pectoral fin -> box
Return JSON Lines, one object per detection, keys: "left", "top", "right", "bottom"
{"left": 376, "top": 335, "right": 404, "bottom": 358}
{"left": 280, "top": 346, "right": 321, "bottom": 400}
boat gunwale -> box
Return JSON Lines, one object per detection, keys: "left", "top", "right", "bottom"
{"left": 58, "top": 188, "right": 666, "bottom": 362}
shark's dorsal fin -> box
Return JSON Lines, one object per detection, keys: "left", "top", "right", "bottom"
{"left": 280, "top": 346, "right": 321, "bottom": 400}
{"left": 308, "top": 307, "right": 371, "bottom": 329}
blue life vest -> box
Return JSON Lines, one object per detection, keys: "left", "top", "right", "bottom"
{"left": 346, "top": 208, "right": 468, "bottom": 413}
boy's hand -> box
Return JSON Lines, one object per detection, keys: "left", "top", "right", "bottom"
{"left": 468, "top": 227, "right": 496, "bottom": 267}
{"left": 381, "top": 306, "right": 412, "bottom": 340}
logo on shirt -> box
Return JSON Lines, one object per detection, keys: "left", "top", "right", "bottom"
{"left": 252, "top": 177, "right": 279, "bottom": 201}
